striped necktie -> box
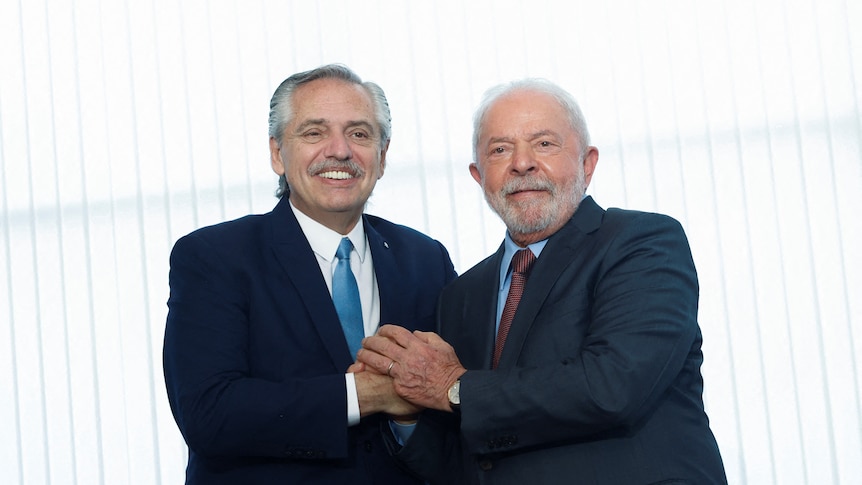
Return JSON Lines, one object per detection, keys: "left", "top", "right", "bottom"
{"left": 493, "top": 249, "right": 537, "bottom": 368}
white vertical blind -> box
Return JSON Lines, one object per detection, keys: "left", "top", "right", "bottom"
{"left": 1, "top": 0, "right": 860, "bottom": 483}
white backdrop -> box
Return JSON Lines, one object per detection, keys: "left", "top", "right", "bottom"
{"left": 1, "top": 0, "right": 861, "bottom": 483}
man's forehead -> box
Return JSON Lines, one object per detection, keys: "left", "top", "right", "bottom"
{"left": 290, "top": 82, "right": 376, "bottom": 125}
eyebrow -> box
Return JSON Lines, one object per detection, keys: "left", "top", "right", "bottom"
{"left": 528, "top": 130, "right": 559, "bottom": 140}
{"left": 486, "top": 130, "right": 560, "bottom": 145}
{"left": 294, "top": 118, "right": 376, "bottom": 134}
{"left": 486, "top": 135, "right": 514, "bottom": 145}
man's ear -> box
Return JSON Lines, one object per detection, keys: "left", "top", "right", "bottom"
{"left": 377, "top": 140, "right": 390, "bottom": 179}
{"left": 582, "top": 146, "right": 599, "bottom": 187}
{"left": 469, "top": 162, "right": 482, "bottom": 184}
{"left": 270, "top": 137, "right": 285, "bottom": 175}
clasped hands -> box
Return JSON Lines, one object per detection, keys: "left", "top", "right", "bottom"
{"left": 352, "top": 324, "right": 466, "bottom": 417}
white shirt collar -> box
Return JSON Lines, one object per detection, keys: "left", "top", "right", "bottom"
{"left": 289, "top": 199, "right": 367, "bottom": 263}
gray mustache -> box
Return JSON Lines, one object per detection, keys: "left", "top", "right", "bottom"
{"left": 501, "top": 177, "right": 554, "bottom": 195}
{"left": 308, "top": 158, "right": 365, "bottom": 177}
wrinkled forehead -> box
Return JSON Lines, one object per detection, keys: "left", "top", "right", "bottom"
{"left": 290, "top": 79, "right": 378, "bottom": 128}
{"left": 479, "top": 91, "right": 575, "bottom": 142}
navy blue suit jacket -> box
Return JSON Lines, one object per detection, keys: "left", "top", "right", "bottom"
{"left": 163, "top": 196, "right": 456, "bottom": 484}
{"left": 398, "top": 197, "right": 726, "bottom": 484}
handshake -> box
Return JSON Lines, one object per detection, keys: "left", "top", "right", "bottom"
{"left": 351, "top": 324, "right": 467, "bottom": 420}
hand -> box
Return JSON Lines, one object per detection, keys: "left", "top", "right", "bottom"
{"left": 352, "top": 359, "right": 422, "bottom": 419}
{"left": 358, "top": 324, "right": 466, "bottom": 412}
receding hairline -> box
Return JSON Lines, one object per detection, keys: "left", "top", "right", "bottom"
{"left": 476, "top": 90, "right": 582, "bottom": 149}
{"left": 472, "top": 79, "right": 591, "bottom": 161}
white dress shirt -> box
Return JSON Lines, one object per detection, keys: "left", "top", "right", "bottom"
{"left": 290, "top": 201, "right": 380, "bottom": 426}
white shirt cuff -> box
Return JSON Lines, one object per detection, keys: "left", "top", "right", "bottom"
{"left": 345, "top": 373, "right": 360, "bottom": 426}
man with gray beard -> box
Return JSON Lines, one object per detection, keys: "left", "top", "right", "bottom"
{"left": 358, "top": 79, "right": 727, "bottom": 484}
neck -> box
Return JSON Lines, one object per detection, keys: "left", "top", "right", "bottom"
{"left": 289, "top": 198, "right": 362, "bottom": 235}
{"left": 320, "top": 213, "right": 361, "bottom": 235}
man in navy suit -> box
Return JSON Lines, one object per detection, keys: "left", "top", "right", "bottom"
{"left": 163, "top": 64, "right": 456, "bottom": 484}
{"left": 359, "top": 79, "right": 727, "bottom": 484}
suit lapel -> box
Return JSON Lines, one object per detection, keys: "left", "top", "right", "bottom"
{"left": 496, "top": 196, "right": 605, "bottom": 369}
{"left": 449, "top": 246, "right": 505, "bottom": 370}
{"left": 268, "top": 198, "right": 354, "bottom": 371}
{"left": 364, "top": 216, "right": 405, "bottom": 327}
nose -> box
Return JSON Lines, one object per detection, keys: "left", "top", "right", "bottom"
{"left": 324, "top": 132, "right": 352, "bottom": 161}
{"left": 510, "top": 143, "right": 537, "bottom": 174}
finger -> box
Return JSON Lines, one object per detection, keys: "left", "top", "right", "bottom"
{"left": 362, "top": 334, "right": 408, "bottom": 363}
{"left": 412, "top": 330, "right": 439, "bottom": 344}
{"left": 377, "top": 324, "right": 417, "bottom": 348}
{"left": 414, "top": 330, "right": 450, "bottom": 350}
{"left": 347, "top": 362, "right": 365, "bottom": 373}
{"left": 356, "top": 347, "right": 396, "bottom": 374}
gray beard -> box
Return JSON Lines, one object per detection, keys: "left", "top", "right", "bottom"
{"left": 483, "top": 162, "right": 587, "bottom": 238}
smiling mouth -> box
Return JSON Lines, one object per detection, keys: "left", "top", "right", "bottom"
{"left": 509, "top": 188, "right": 544, "bottom": 196}
{"left": 318, "top": 170, "right": 356, "bottom": 180}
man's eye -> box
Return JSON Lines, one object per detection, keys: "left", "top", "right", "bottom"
{"left": 351, "top": 132, "right": 368, "bottom": 138}
{"left": 492, "top": 146, "right": 505, "bottom": 154}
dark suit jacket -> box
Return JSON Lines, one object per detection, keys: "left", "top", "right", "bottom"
{"left": 163, "top": 196, "right": 456, "bottom": 484}
{"left": 398, "top": 196, "right": 726, "bottom": 485}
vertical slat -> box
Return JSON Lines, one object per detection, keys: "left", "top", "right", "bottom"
{"left": 42, "top": 0, "right": 79, "bottom": 482}
{"left": 781, "top": 2, "right": 839, "bottom": 482}
{"left": 68, "top": 3, "right": 103, "bottom": 483}
{"left": 689, "top": 2, "right": 749, "bottom": 481}
{"left": 812, "top": 0, "right": 862, "bottom": 480}
{"left": 748, "top": 2, "right": 809, "bottom": 483}
{"left": 17, "top": 0, "right": 52, "bottom": 482}
{"left": 0, "top": 3, "right": 25, "bottom": 481}
{"left": 720, "top": 1, "right": 780, "bottom": 483}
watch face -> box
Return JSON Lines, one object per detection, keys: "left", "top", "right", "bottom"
{"left": 448, "top": 380, "right": 460, "bottom": 406}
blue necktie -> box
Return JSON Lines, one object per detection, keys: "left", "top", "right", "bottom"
{"left": 333, "top": 237, "right": 363, "bottom": 358}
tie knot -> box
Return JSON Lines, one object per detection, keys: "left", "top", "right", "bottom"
{"left": 511, "top": 249, "right": 536, "bottom": 274}
{"left": 336, "top": 238, "right": 354, "bottom": 261}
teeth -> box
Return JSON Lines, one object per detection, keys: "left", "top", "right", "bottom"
{"left": 319, "top": 170, "right": 354, "bottom": 180}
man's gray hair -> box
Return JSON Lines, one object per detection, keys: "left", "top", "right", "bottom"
{"left": 268, "top": 64, "right": 392, "bottom": 198}
{"left": 471, "top": 78, "right": 591, "bottom": 162}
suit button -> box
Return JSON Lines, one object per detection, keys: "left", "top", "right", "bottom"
{"left": 364, "top": 440, "right": 373, "bottom": 452}
{"left": 479, "top": 460, "right": 493, "bottom": 471}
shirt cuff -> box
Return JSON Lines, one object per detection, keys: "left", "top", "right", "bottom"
{"left": 345, "top": 373, "right": 360, "bottom": 426}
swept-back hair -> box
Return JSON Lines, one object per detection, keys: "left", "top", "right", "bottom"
{"left": 268, "top": 64, "right": 391, "bottom": 197}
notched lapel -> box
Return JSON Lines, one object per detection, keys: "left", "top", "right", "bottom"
{"left": 496, "top": 198, "right": 605, "bottom": 369}
{"left": 365, "top": 220, "right": 406, "bottom": 327}
{"left": 269, "top": 201, "right": 355, "bottom": 371}
{"left": 448, "top": 247, "right": 504, "bottom": 369}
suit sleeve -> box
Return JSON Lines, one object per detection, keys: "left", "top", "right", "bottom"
{"left": 458, "top": 214, "right": 702, "bottom": 454}
{"left": 163, "top": 233, "right": 350, "bottom": 459}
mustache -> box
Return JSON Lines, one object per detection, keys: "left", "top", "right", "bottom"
{"left": 499, "top": 176, "right": 555, "bottom": 196}
{"left": 308, "top": 158, "right": 365, "bottom": 177}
